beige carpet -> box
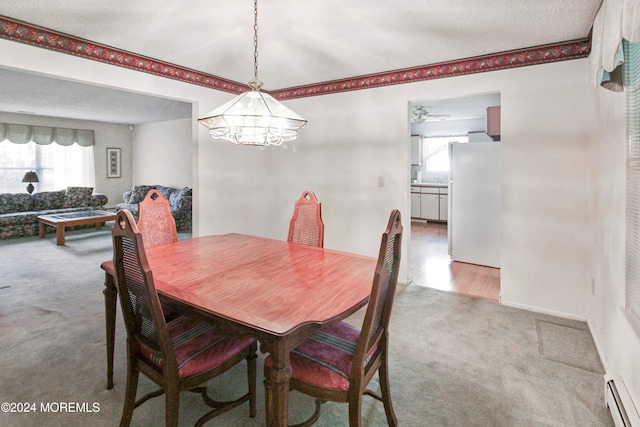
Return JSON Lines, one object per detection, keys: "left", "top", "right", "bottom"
{"left": 536, "top": 320, "right": 605, "bottom": 374}
{"left": 0, "top": 227, "right": 614, "bottom": 426}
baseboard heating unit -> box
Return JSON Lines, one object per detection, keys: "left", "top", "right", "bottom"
{"left": 606, "top": 375, "right": 640, "bottom": 427}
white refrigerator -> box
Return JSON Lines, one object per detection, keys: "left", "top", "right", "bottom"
{"left": 448, "top": 141, "right": 501, "bottom": 268}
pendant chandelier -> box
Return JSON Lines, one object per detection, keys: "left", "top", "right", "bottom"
{"left": 198, "top": 0, "right": 307, "bottom": 146}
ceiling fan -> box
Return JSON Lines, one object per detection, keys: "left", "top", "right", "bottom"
{"left": 411, "top": 106, "right": 450, "bottom": 123}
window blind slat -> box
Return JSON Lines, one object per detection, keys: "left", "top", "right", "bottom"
{"left": 625, "top": 40, "right": 640, "bottom": 319}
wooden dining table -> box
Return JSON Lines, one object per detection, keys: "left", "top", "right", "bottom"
{"left": 100, "top": 233, "right": 376, "bottom": 427}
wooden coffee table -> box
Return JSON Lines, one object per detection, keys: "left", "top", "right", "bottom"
{"left": 38, "top": 210, "right": 117, "bottom": 245}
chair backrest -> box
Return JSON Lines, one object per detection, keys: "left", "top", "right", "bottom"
{"left": 353, "top": 209, "right": 403, "bottom": 372}
{"left": 287, "top": 190, "right": 324, "bottom": 247}
{"left": 136, "top": 189, "right": 178, "bottom": 248}
{"left": 112, "top": 210, "right": 175, "bottom": 371}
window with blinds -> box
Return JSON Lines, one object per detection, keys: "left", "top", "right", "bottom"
{"left": 625, "top": 40, "right": 640, "bottom": 324}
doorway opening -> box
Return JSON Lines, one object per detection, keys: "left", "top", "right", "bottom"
{"left": 408, "top": 92, "right": 501, "bottom": 302}
{"left": 410, "top": 221, "right": 500, "bottom": 301}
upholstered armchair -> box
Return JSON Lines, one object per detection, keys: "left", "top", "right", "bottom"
{"left": 116, "top": 185, "right": 192, "bottom": 232}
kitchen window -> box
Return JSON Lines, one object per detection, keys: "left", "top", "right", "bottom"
{"left": 422, "top": 136, "right": 467, "bottom": 173}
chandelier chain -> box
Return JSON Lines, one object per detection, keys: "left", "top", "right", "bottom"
{"left": 197, "top": 0, "right": 306, "bottom": 146}
{"left": 253, "top": 0, "right": 259, "bottom": 79}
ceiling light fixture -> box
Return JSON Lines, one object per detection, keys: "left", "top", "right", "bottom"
{"left": 198, "top": 0, "right": 307, "bottom": 146}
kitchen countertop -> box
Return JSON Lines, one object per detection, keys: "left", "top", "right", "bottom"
{"left": 411, "top": 182, "right": 448, "bottom": 188}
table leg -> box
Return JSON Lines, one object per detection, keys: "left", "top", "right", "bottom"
{"left": 265, "top": 344, "right": 292, "bottom": 427}
{"left": 103, "top": 271, "right": 117, "bottom": 389}
{"left": 55, "top": 225, "right": 65, "bottom": 246}
{"left": 38, "top": 221, "right": 45, "bottom": 239}
{"left": 95, "top": 221, "right": 104, "bottom": 230}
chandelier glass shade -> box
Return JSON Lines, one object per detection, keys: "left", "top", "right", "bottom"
{"left": 198, "top": 79, "right": 306, "bottom": 146}
{"left": 198, "top": 1, "right": 306, "bottom": 147}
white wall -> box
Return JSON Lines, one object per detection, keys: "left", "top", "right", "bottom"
{"left": 132, "top": 118, "right": 192, "bottom": 188}
{"left": 231, "top": 60, "right": 590, "bottom": 318}
{"left": 0, "top": 38, "right": 593, "bottom": 319}
{"left": 499, "top": 62, "right": 590, "bottom": 318}
{"left": 586, "top": 70, "right": 640, "bottom": 403}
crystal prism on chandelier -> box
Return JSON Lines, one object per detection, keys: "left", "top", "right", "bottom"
{"left": 198, "top": 1, "right": 307, "bottom": 146}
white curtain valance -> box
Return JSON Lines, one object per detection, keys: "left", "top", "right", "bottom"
{"left": 0, "top": 123, "right": 95, "bottom": 146}
{"left": 591, "top": 0, "right": 640, "bottom": 86}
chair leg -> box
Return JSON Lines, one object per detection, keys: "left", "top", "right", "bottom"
{"left": 378, "top": 360, "right": 398, "bottom": 427}
{"left": 165, "top": 382, "right": 180, "bottom": 427}
{"left": 119, "top": 363, "right": 139, "bottom": 427}
{"left": 263, "top": 366, "right": 273, "bottom": 426}
{"left": 247, "top": 343, "right": 258, "bottom": 418}
{"left": 348, "top": 394, "right": 363, "bottom": 427}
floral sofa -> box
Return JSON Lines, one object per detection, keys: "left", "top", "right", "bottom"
{"left": 0, "top": 187, "right": 108, "bottom": 240}
{"left": 116, "top": 185, "right": 192, "bottom": 232}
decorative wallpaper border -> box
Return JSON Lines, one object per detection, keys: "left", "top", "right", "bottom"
{"left": 270, "top": 38, "right": 591, "bottom": 100}
{"left": 0, "top": 15, "right": 591, "bottom": 101}
{"left": 0, "top": 15, "right": 245, "bottom": 95}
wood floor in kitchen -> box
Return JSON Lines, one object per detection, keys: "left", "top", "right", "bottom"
{"left": 410, "top": 220, "right": 500, "bottom": 302}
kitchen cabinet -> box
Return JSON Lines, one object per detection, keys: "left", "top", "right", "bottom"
{"left": 420, "top": 193, "right": 440, "bottom": 220}
{"left": 486, "top": 106, "right": 501, "bottom": 138}
{"left": 411, "top": 191, "right": 421, "bottom": 218}
{"left": 440, "top": 194, "right": 448, "bottom": 221}
{"left": 411, "top": 184, "right": 448, "bottom": 222}
{"left": 468, "top": 131, "right": 494, "bottom": 142}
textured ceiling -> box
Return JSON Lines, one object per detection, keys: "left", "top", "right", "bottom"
{"left": 0, "top": 67, "right": 192, "bottom": 124}
{"left": 0, "top": 0, "right": 601, "bottom": 124}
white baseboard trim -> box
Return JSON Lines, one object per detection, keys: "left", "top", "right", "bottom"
{"left": 500, "top": 299, "right": 587, "bottom": 322}
{"left": 605, "top": 374, "right": 640, "bottom": 427}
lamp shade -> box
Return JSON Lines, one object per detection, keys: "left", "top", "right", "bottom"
{"left": 198, "top": 89, "right": 307, "bottom": 146}
{"left": 22, "top": 171, "right": 39, "bottom": 183}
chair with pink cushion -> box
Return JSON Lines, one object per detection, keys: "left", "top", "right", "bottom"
{"left": 112, "top": 209, "right": 257, "bottom": 427}
{"left": 265, "top": 209, "right": 403, "bottom": 426}
{"left": 136, "top": 189, "right": 178, "bottom": 248}
{"left": 287, "top": 190, "right": 324, "bottom": 247}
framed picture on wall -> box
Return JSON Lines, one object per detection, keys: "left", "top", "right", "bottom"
{"left": 107, "top": 148, "right": 121, "bottom": 178}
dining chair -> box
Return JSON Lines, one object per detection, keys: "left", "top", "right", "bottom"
{"left": 287, "top": 190, "right": 324, "bottom": 247}
{"left": 112, "top": 209, "right": 257, "bottom": 427}
{"left": 265, "top": 209, "right": 403, "bottom": 427}
{"left": 136, "top": 189, "right": 180, "bottom": 320}
{"left": 136, "top": 189, "right": 178, "bottom": 248}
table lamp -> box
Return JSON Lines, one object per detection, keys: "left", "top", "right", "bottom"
{"left": 22, "top": 171, "right": 39, "bottom": 194}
